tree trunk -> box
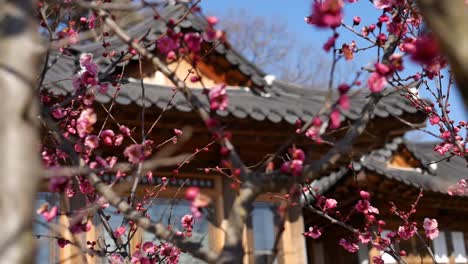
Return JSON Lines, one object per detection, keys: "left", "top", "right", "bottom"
{"left": 0, "top": 0, "right": 43, "bottom": 262}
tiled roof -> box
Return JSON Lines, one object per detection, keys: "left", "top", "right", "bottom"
{"left": 309, "top": 138, "right": 467, "bottom": 196}
{"left": 72, "top": 3, "right": 267, "bottom": 87}
{"left": 43, "top": 52, "right": 422, "bottom": 125}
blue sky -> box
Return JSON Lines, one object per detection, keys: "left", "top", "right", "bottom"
{"left": 200, "top": 0, "right": 467, "bottom": 142}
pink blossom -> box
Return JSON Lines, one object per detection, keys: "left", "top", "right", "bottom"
{"left": 58, "top": 27, "right": 79, "bottom": 45}
{"left": 84, "top": 135, "right": 99, "bottom": 149}
{"left": 329, "top": 108, "right": 341, "bottom": 129}
{"left": 184, "top": 32, "right": 202, "bottom": 53}
{"left": 76, "top": 109, "right": 97, "bottom": 138}
{"left": 410, "top": 35, "right": 440, "bottom": 65}
{"left": 291, "top": 148, "right": 306, "bottom": 161}
{"left": 434, "top": 142, "right": 453, "bottom": 156}
{"left": 100, "top": 129, "right": 115, "bottom": 146}
{"left": 70, "top": 220, "right": 92, "bottom": 234}
{"left": 88, "top": 14, "right": 96, "bottom": 29}
{"left": 124, "top": 144, "right": 144, "bottom": 164}
{"left": 208, "top": 84, "right": 228, "bottom": 111}
{"left": 120, "top": 125, "right": 131, "bottom": 136}
{"left": 181, "top": 214, "right": 194, "bottom": 231}
{"left": 304, "top": 226, "right": 322, "bottom": 239}
{"left": 130, "top": 251, "right": 147, "bottom": 264}
{"left": 324, "top": 198, "right": 338, "bottom": 210}
{"left": 323, "top": 33, "right": 339, "bottom": 52}
{"left": 79, "top": 53, "right": 98, "bottom": 76}
{"left": 113, "top": 226, "right": 126, "bottom": 238}
{"left": 185, "top": 187, "right": 200, "bottom": 201}
{"left": 353, "top": 16, "right": 361, "bottom": 26}
{"left": 51, "top": 107, "right": 67, "bottom": 119}
{"left": 174, "top": 128, "right": 183, "bottom": 136}
{"left": 398, "top": 224, "right": 417, "bottom": 240}
{"left": 372, "top": 256, "right": 384, "bottom": 264}
{"left": 281, "top": 160, "right": 304, "bottom": 177}
{"left": 338, "top": 94, "right": 350, "bottom": 110}
{"left": 339, "top": 238, "right": 359, "bottom": 253}
{"left": 142, "top": 241, "right": 156, "bottom": 254}
{"left": 360, "top": 190, "right": 370, "bottom": 200}
{"left": 206, "top": 16, "right": 219, "bottom": 26}
{"left": 358, "top": 232, "right": 371, "bottom": 244}
{"left": 109, "top": 253, "right": 124, "bottom": 264}
{"left": 429, "top": 115, "right": 440, "bottom": 125}
{"left": 157, "top": 36, "right": 180, "bottom": 55}
{"left": 355, "top": 199, "right": 370, "bottom": 213}
{"left": 37, "top": 204, "right": 58, "bottom": 222}
{"left": 338, "top": 84, "right": 350, "bottom": 94}
{"left": 307, "top": 0, "right": 344, "bottom": 28}
{"left": 448, "top": 179, "right": 468, "bottom": 196}
{"left": 373, "top": 0, "right": 396, "bottom": 9}
{"left": 79, "top": 180, "right": 93, "bottom": 194}
{"left": 114, "top": 134, "right": 124, "bottom": 146}
{"left": 372, "top": 236, "right": 391, "bottom": 250}
{"left": 57, "top": 238, "right": 70, "bottom": 248}
{"left": 423, "top": 218, "right": 439, "bottom": 240}
{"left": 367, "top": 72, "right": 387, "bottom": 93}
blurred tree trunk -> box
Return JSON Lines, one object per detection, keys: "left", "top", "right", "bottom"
{"left": 0, "top": 0, "right": 43, "bottom": 262}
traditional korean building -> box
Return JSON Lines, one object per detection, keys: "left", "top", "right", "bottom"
{"left": 38, "top": 2, "right": 468, "bottom": 264}
{"left": 305, "top": 138, "right": 468, "bottom": 264}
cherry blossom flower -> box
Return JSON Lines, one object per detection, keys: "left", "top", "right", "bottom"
{"left": 339, "top": 238, "right": 359, "bottom": 253}
{"left": 57, "top": 238, "right": 70, "bottom": 248}
{"left": 338, "top": 94, "right": 350, "bottom": 110}
{"left": 181, "top": 214, "right": 194, "bottom": 230}
{"left": 360, "top": 190, "right": 370, "bottom": 200}
{"left": 84, "top": 135, "right": 99, "bottom": 149}
{"left": 185, "top": 187, "right": 211, "bottom": 218}
{"left": 429, "top": 115, "right": 440, "bottom": 125}
{"left": 281, "top": 148, "right": 306, "bottom": 177}
{"left": 373, "top": 0, "right": 396, "bottom": 9}
{"left": 206, "top": 16, "right": 219, "bottom": 26}
{"left": 124, "top": 144, "right": 144, "bottom": 164}
{"left": 448, "top": 179, "right": 468, "bottom": 196}
{"left": 208, "top": 84, "right": 228, "bottom": 111}
{"left": 113, "top": 226, "right": 126, "bottom": 238}
{"left": 353, "top": 16, "right": 361, "bottom": 26}
{"left": 174, "top": 128, "right": 183, "bottom": 136}
{"left": 329, "top": 108, "right": 341, "bottom": 129}
{"left": 142, "top": 241, "right": 157, "bottom": 254}
{"left": 367, "top": 72, "right": 387, "bottom": 93}
{"left": 76, "top": 109, "right": 97, "bottom": 138}
{"left": 109, "top": 253, "right": 124, "bottom": 264}
{"left": 157, "top": 36, "right": 180, "bottom": 56}
{"left": 324, "top": 198, "right": 338, "bottom": 211}
{"left": 304, "top": 226, "right": 322, "bottom": 239}
{"left": 398, "top": 224, "right": 417, "bottom": 240}
{"left": 79, "top": 53, "right": 98, "bottom": 76}
{"left": 307, "top": 0, "right": 344, "bottom": 28}
{"left": 423, "top": 218, "right": 439, "bottom": 240}
{"left": 37, "top": 204, "right": 58, "bottom": 222}
{"left": 358, "top": 232, "right": 372, "bottom": 244}
{"left": 372, "top": 256, "right": 384, "bottom": 264}
{"left": 184, "top": 32, "right": 203, "bottom": 53}
{"left": 100, "top": 129, "right": 115, "bottom": 146}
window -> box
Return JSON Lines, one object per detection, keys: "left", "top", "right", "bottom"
{"left": 142, "top": 199, "right": 210, "bottom": 263}
{"left": 433, "top": 231, "right": 468, "bottom": 264}
{"left": 34, "top": 193, "right": 59, "bottom": 264}
{"left": 252, "top": 202, "right": 278, "bottom": 264}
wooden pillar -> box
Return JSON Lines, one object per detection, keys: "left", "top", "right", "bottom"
{"left": 279, "top": 206, "right": 307, "bottom": 264}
